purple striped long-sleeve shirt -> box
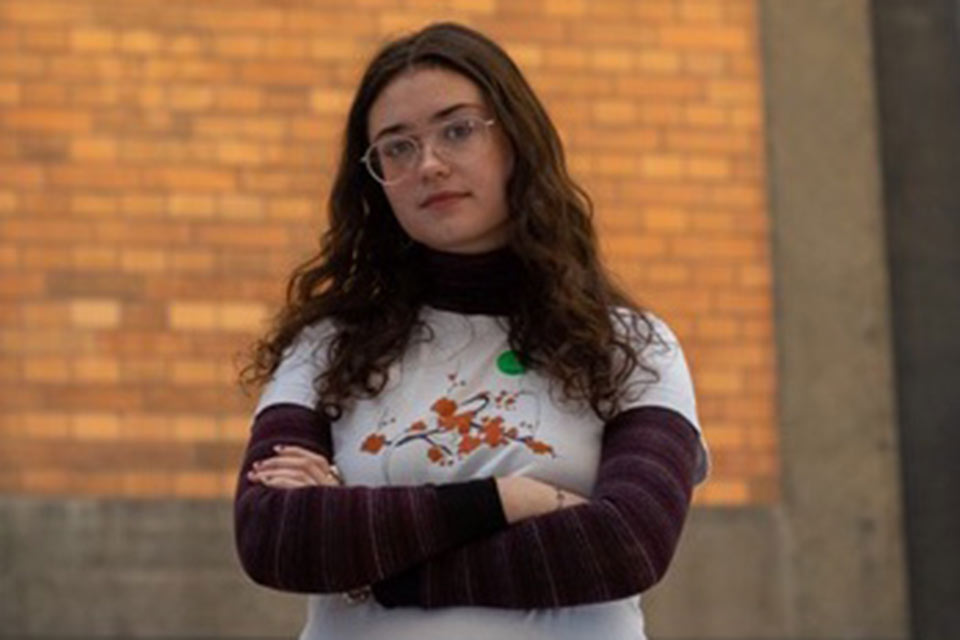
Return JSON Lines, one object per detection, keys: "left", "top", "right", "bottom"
{"left": 234, "top": 402, "right": 698, "bottom": 608}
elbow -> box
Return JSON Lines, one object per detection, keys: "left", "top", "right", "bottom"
{"left": 234, "top": 512, "right": 278, "bottom": 589}
{"left": 233, "top": 487, "right": 286, "bottom": 590}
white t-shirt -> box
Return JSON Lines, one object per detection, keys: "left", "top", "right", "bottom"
{"left": 253, "top": 306, "right": 709, "bottom": 640}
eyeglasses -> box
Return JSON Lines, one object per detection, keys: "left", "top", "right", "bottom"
{"left": 360, "top": 116, "right": 496, "bottom": 186}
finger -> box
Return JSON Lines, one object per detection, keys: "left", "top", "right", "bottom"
{"left": 272, "top": 445, "right": 332, "bottom": 468}
{"left": 261, "top": 476, "right": 311, "bottom": 490}
{"left": 257, "top": 451, "right": 332, "bottom": 475}
{"left": 256, "top": 456, "right": 329, "bottom": 486}
{"left": 256, "top": 468, "right": 316, "bottom": 485}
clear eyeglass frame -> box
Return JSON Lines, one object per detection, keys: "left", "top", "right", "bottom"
{"left": 360, "top": 116, "right": 497, "bottom": 186}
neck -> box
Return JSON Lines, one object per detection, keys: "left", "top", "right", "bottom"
{"left": 416, "top": 244, "right": 521, "bottom": 316}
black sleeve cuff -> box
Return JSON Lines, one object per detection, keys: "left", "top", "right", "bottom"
{"left": 371, "top": 564, "right": 422, "bottom": 608}
{"left": 435, "top": 477, "right": 508, "bottom": 546}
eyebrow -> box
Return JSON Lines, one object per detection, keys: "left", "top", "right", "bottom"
{"left": 372, "top": 102, "right": 483, "bottom": 141}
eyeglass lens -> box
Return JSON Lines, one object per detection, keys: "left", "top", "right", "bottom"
{"left": 366, "top": 117, "right": 491, "bottom": 184}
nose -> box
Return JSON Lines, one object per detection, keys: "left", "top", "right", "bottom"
{"left": 417, "top": 139, "right": 451, "bottom": 180}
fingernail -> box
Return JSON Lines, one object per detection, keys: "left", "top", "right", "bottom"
{"left": 274, "top": 445, "right": 284, "bottom": 451}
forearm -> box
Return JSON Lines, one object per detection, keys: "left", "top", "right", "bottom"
{"left": 372, "top": 406, "right": 699, "bottom": 609}
{"left": 234, "top": 404, "right": 507, "bottom": 593}
{"left": 495, "top": 476, "right": 587, "bottom": 524}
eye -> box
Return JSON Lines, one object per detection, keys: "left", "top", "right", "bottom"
{"left": 443, "top": 119, "right": 476, "bottom": 142}
{"left": 380, "top": 137, "right": 417, "bottom": 160}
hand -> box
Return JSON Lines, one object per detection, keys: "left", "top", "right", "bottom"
{"left": 247, "top": 444, "right": 342, "bottom": 490}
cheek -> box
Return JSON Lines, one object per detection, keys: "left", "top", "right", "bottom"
{"left": 383, "top": 187, "right": 418, "bottom": 228}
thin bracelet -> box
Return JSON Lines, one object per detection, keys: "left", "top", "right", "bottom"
{"left": 556, "top": 487, "right": 565, "bottom": 510}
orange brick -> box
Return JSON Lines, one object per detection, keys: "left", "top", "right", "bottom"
{"left": 0, "top": 190, "right": 17, "bottom": 212}
{"left": 643, "top": 208, "right": 690, "bottom": 233}
{"left": 220, "top": 415, "right": 252, "bottom": 442}
{"left": 217, "top": 141, "right": 263, "bottom": 166}
{"left": 70, "top": 137, "right": 119, "bottom": 161}
{"left": 219, "top": 303, "right": 268, "bottom": 331}
{"left": 22, "top": 247, "right": 73, "bottom": 269}
{"left": 72, "top": 246, "right": 118, "bottom": 270}
{"left": 121, "top": 194, "right": 166, "bottom": 218}
{"left": 543, "top": 47, "right": 588, "bottom": 70}
{"left": 641, "top": 154, "right": 685, "bottom": 179}
{"left": 120, "top": 249, "right": 167, "bottom": 273}
{"left": 267, "top": 197, "right": 312, "bottom": 222}
{"left": 684, "top": 105, "right": 729, "bottom": 127}
{"left": 0, "top": 52, "right": 44, "bottom": 76}
{"left": 688, "top": 157, "right": 732, "bottom": 179}
{"left": 543, "top": 0, "right": 586, "bottom": 15}
{"left": 696, "top": 316, "right": 740, "bottom": 340}
{"left": 194, "top": 222, "right": 290, "bottom": 247}
{"left": 0, "top": 82, "right": 21, "bottom": 105}
{"left": 169, "top": 194, "right": 216, "bottom": 219}
{"left": 216, "top": 87, "right": 263, "bottom": 112}
{"left": 120, "top": 358, "right": 168, "bottom": 382}
{"left": 119, "top": 29, "right": 162, "bottom": 54}
{"left": 72, "top": 194, "right": 118, "bottom": 217}
{"left": 168, "top": 302, "right": 217, "bottom": 330}
{"left": 72, "top": 413, "right": 120, "bottom": 440}
{"left": 169, "top": 34, "right": 203, "bottom": 55}
{"left": 592, "top": 100, "right": 636, "bottom": 125}
{"left": 22, "top": 26, "right": 67, "bottom": 52}
{"left": 648, "top": 263, "right": 691, "bottom": 285}
{"left": 122, "top": 471, "right": 175, "bottom": 497}
{"left": 169, "top": 249, "right": 216, "bottom": 272}
{"left": 2, "top": 1, "right": 91, "bottom": 25}
{"left": 173, "top": 471, "right": 223, "bottom": 498}
{"left": 0, "top": 245, "right": 17, "bottom": 268}
{"left": 73, "top": 357, "right": 120, "bottom": 383}
{"left": 309, "top": 38, "right": 361, "bottom": 61}
{"left": 169, "top": 84, "right": 215, "bottom": 111}
{"left": 739, "top": 264, "right": 771, "bottom": 288}
{"left": 698, "top": 479, "right": 750, "bottom": 505}
{"left": 22, "top": 469, "right": 72, "bottom": 493}
{"left": 72, "top": 472, "right": 123, "bottom": 495}
{"left": 22, "top": 411, "right": 71, "bottom": 438}
{"left": 145, "top": 167, "right": 235, "bottom": 192}
{"left": 21, "top": 302, "right": 67, "bottom": 328}
{"left": 0, "top": 164, "right": 44, "bottom": 188}
{"left": 48, "top": 165, "right": 140, "bottom": 190}
{"left": 661, "top": 25, "right": 750, "bottom": 51}
{"left": 310, "top": 88, "right": 352, "bottom": 115}
{"left": 2, "top": 108, "right": 92, "bottom": 133}
{"left": 684, "top": 52, "right": 728, "bottom": 75}
{"left": 707, "top": 79, "right": 760, "bottom": 104}
{"left": 170, "top": 360, "right": 219, "bottom": 384}
{"left": 69, "top": 299, "right": 121, "bottom": 329}
{"left": 678, "top": 0, "right": 725, "bottom": 22}
{"left": 590, "top": 48, "right": 634, "bottom": 71}
{"left": 637, "top": 49, "right": 681, "bottom": 72}
{"left": 172, "top": 415, "right": 219, "bottom": 441}
{"left": 24, "top": 356, "right": 70, "bottom": 382}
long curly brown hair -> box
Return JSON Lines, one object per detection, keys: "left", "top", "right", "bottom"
{"left": 238, "top": 22, "right": 661, "bottom": 421}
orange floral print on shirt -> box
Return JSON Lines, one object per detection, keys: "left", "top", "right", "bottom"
{"left": 358, "top": 368, "right": 556, "bottom": 468}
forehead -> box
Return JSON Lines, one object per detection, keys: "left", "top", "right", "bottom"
{"left": 367, "top": 67, "right": 487, "bottom": 137}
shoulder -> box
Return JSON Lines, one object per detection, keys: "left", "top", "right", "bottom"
{"left": 610, "top": 306, "right": 681, "bottom": 357}
{"left": 252, "top": 318, "right": 337, "bottom": 418}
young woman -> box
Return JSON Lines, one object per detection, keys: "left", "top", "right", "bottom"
{"left": 235, "top": 22, "right": 708, "bottom": 640}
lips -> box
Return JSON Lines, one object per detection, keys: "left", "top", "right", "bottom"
{"left": 420, "top": 191, "right": 469, "bottom": 208}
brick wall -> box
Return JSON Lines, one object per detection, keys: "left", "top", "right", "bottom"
{"left": 0, "top": 0, "right": 775, "bottom": 504}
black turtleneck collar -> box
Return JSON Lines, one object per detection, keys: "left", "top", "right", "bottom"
{"left": 416, "top": 244, "right": 522, "bottom": 316}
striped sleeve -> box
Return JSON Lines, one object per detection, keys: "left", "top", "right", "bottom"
{"left": 371, "top": 405, "right": 699, "bottom": 609}
{"left": 233, "top": 404, "right": 508, "bottom": 594}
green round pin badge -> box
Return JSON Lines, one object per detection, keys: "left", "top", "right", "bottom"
{"left": 496, "top": 350, "right": 525, "bottom": 375}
